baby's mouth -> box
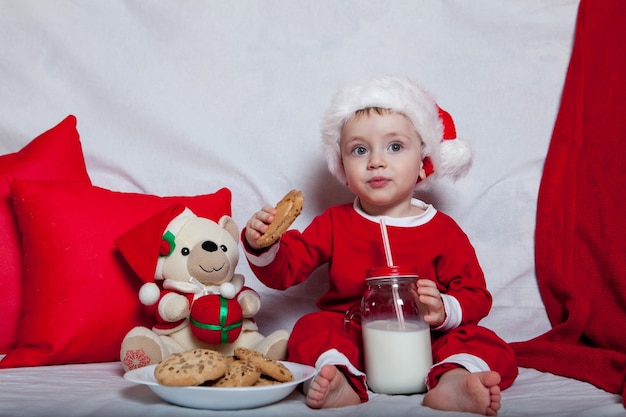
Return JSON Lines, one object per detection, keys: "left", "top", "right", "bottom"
{"left": 368, "top": 177, "right": 390, "bottom": 188}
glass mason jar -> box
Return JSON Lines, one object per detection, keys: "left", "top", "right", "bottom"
{"left": 361, "top": 265, "right": 432, "bottom": 394}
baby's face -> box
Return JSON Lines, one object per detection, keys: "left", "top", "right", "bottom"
{"left": 339, "top": 111, "right": 425, "bottom": 217}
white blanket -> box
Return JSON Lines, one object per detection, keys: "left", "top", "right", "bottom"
{"left": 0, "top": 360, "right": 623, "bottom": 417}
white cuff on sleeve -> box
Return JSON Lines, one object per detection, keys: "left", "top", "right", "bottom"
{"left": 244, "top": 241, "right": 280, "bottom": 267}
{"left": 432, "top": 293, "right": 462, "bottom": 331}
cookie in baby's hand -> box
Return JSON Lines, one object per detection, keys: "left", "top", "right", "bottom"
{"left": 154, "top": 349, "right": 227, "bottom": 386}
{"left": 256, "top": 189, "right": 304, "bottom": 248}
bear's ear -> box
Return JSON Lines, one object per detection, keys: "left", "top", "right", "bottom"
{"left": 218, "top": 215, "right": 239, "bottom": 243}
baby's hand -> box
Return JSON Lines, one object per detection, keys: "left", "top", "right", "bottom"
{"left": 244, "top": 205, "right": 276, "bottom": 250}
{"left": 413, "top": 279, "right": 446, "bottom": 328}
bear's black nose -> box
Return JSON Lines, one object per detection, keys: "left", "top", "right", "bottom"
{"left": 202, "top": 241, "right": 218, "bottom": 252}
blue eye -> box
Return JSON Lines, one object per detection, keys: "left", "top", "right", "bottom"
{"left": 352, "top": 146, "right": 368, "bottom": 156}
{"left": 389, "top": 142, "right": 403, "bottom": 152}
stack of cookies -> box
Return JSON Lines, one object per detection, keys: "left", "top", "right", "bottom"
{"left": 154, "top": 347, "right": 294, "bottom": 387}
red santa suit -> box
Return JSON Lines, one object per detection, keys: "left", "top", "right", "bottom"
{"left": 244, "top": 198, "right": 518, "bottom": 401}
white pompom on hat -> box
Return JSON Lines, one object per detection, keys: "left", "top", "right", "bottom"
{"left": 321, "top": 75, "right": 473, "bottom": 189}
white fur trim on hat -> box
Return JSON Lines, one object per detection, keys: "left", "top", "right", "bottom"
{"left": 321, "top": 75, "right": 472, "bottom": 189}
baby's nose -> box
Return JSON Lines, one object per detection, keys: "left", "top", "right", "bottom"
{"left": 368, "top": 153, "right": 386, "bottom": 168}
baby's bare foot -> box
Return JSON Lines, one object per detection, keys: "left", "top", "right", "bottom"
{"left": 423, "top": 368, "right": 502, "bottom": 416}
{"left": 305, "top": 365, "right": 361, "bottom": 409}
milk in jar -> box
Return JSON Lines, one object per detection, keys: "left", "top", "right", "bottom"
{"left": 360, "top": 266, "right": 432, "bottom": 394}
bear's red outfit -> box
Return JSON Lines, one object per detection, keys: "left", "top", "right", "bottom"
{"left": 151, "top": 285, "right": 252, "bottom": 341}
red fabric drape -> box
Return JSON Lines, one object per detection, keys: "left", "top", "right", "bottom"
{"left": 510, "top": 0, "right": 626, "bottom": 405}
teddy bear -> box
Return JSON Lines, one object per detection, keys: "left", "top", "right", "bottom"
{"left": 116, "top": 203, "right": 289, "bottom": 372}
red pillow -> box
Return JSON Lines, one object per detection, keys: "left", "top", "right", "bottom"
{"left": 0, "top": 115, "right": 90, "bottom": 353}
{"left": 0, "top": 179, "right": 231, "bottom": 368}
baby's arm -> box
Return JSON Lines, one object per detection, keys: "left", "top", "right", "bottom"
{"left": 244, "top": 205, "right": 277, "bottom": 250}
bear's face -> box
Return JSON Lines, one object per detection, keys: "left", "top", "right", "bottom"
{"left": 161, "top": 216, "right": 239, "bottom": 286}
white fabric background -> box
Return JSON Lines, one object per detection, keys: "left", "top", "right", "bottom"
{"left": 0, "top": 0, "right": 578, "bottom": 346}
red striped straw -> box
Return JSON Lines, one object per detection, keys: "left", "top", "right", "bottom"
{"left": 379, "top": 218, "right": 405, "bottom": 329}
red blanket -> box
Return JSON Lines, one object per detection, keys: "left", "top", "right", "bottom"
{"left": 510, "top": 0, "right": 626, "bottom": 405}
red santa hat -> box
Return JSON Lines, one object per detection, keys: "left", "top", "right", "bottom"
{"left": 114, "top": 204, "right": 195, "bottom": 304}
{"left": 321, "top": 75, "right": 473, "bottom": 189}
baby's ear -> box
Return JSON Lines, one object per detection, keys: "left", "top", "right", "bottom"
{"left": 417, "top": 157, "right": 434, "bottom": 183}
{"left": 418, "top": 164, "right": 427, "bottom": 181}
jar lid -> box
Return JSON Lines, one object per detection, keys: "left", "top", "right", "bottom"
{"left": 365, "top": 265, "right": 419, "bottom": 279}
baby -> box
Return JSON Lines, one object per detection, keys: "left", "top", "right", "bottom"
{"left": 243, "top": 76, "right": 518, "bottom": 415}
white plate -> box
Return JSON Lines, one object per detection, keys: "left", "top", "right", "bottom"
{"left": 124, "top": 361, "right": 316, "bottom": 410}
